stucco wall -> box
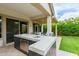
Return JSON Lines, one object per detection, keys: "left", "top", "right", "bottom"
{"left": 0, "top": 15, "right": 33, "bottom": 46}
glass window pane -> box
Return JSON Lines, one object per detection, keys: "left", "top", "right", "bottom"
{"left": 20, "top": 22, "right": 28, "bottom": 34}
{"left": 43, "top": 24, "right": 47, "bottom": 34}
{"left": 6, "top": 18, "right": 19, "bottom": 43}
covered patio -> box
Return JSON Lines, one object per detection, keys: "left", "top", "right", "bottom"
{"left": 0, "top": 3, "right": 57, "bottom": 56}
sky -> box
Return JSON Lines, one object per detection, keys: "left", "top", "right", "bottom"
{"left": 53, "top": 3, "right": 79, "bottom": 21}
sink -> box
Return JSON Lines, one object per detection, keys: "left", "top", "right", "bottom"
{"left": 34, "top": 36, "right": 41, "bottom": 38}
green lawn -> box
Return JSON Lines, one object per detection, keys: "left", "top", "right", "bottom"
{"left": 60, "top": 36, "right": 79, "bottom": 55}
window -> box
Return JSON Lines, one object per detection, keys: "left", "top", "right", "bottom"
{"left": 33, "top": 23, "right": 39, "bottom": 33}
{"left": 6, "top": 18, "right": 28, "bottom": 43}
{"left": 43, "top": 24, "right": 47, "bottom": 34}
{"left": 6, "top": 18, "right": 19, "bottom": 43}
{"left": 20, "top": 22, "right": 28, "bottom": 34}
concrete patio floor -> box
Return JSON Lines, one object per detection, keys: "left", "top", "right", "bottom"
{"left": 0, "top": 45, "right": 26, "bottom": 56}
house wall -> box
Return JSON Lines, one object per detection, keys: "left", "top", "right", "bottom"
{"left": 0, "top": 4, "right": 51, "bottom": 47}
{"left": 0, "top": 5, "right": 38, "bottom": 47}
{"left": 0, "top": 15, "right": 33, "bottom": 47}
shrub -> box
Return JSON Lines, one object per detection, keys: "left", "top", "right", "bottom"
{"left": 56, "top": 17, "right": 79, "bottom": 36}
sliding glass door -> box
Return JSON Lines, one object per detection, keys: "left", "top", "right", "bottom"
{"left": 6, "top": 18, "right": 19, "bottom": 43}
{"left": 6, "top": 18, "right": 28, "bottom": 43}
{"left": 20, "top": 22, "right": 28, "bottom": 34}
{"left": 33, "top": 23, "right": 41, "bottom": 33}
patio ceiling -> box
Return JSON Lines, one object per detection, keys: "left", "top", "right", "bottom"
{"left": 0, "top": 3, "right": 50, "bottom": 20}
{"left": 0, "top": 3, "right": 57, "bottom": 24}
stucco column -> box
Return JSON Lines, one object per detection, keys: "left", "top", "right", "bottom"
{"left": 41, "top": 24, "right": 44, "bottom": 33}
{"left": 47, "top": 16, "right": 52, "bottom": 35}
{"left": 55, "top": 24, "right": 57, "bottom": 36}
{"left": 28, "top": 20, "right": 33, "bottom": 34}
{"left": 2, "top": 16, "right": 7, "bottom": 46}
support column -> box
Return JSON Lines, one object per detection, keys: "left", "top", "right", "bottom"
{"left": 55, "top": 24, "right": 57, "bottom": 37}
{"left": 41, "top": 24, "right": 44, "bottom": 33}
{"left": 28, "top": 20, "right": 33, "bottom": 34}
{"left": 2, "top": 16, "right": 7, "bottom": 46}
{"left": 47, "top": 16, "right": 52, "bottom": 35}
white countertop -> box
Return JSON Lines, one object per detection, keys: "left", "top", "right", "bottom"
{"left": 29, "top": 36, "right": 56, "bottom": 56}
{"left": 14, "top": 34, "right": 42, "bottom": 42}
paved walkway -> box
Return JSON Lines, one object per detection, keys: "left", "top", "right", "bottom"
{"left": 56, "top": 37, "right": 77, "bottom": 56}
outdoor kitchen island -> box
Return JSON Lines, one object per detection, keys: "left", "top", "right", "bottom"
{"left": 14, "top": 34, "right": 56, "bottom": 56}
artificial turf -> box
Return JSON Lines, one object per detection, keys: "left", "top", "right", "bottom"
{"left": 60, "top": 36, "right": 79, "bottom": 55}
